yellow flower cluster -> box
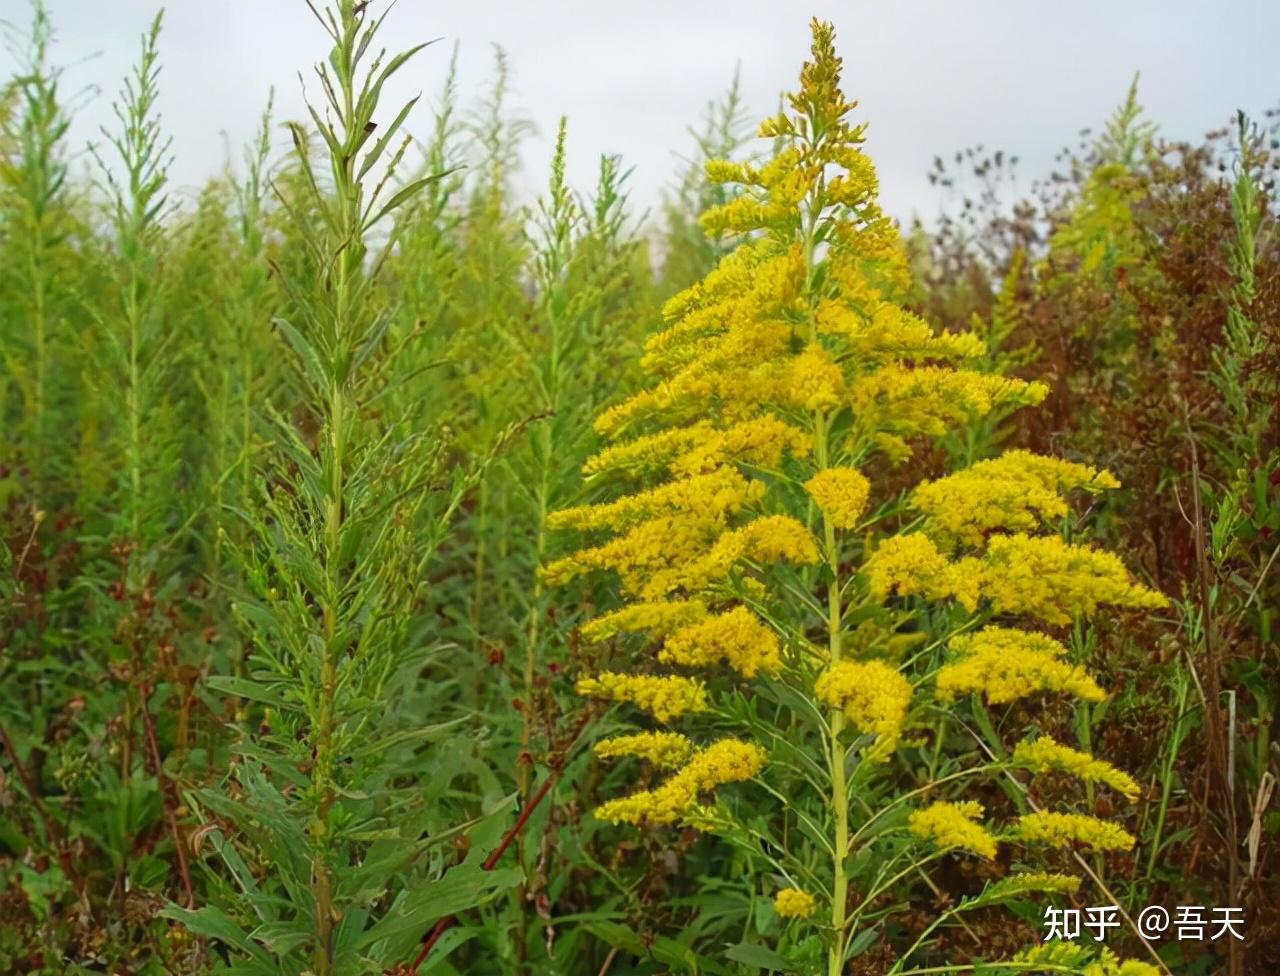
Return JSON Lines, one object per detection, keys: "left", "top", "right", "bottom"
{"left": 549, "top": 467, "right": 764, "bottom": 532}
{"left": 773, "top": 887, "right": 817, "bottom": 919}
{"left": 1012, "top": 736, "right": 1140, "bottom": 801}
{"left": 866, "top": 532, "right": 959, "bottom": 603}
{"left": 1082, "top": 952, "right": 1161, "bottom": 976}
{"left": 574, "top": 673, "right": 709, "bottom": 723}
{"left": 983, "top": 871, "right": 1081, "bottom": 899}
{"left": 699, "top": 515, "right": 820, "bottom": 574}
{"left": 804, "top": 466, "right": 871, "bottom": 529}
{"left": 579, "top": 599, "right": 708, "bottom": 643}
{"left": 912, "top": 450, "right": 1119, "bottom": 548}
{"left": 580, "top": 416, "right": 812, "bottom": 482}
{"left": 907, "top": 800, "right": 998, "bottom": 859}
{"left": 594, "top": 739, "right": 766, "bottom": 826}
{"left": 543, "top": 512, "right": 817, "bottom": 601}
{"left": 816, "top": 300, "right": 986, "bottom": 365}
{"left": 977, "top": 533, "right": 1167, "bottom": 624}
{"left": 660, "top": 605, "right": 783, "bottom": 678}
{"left": 594, "top": 732, "right": 695, "bottom": 769}
{"left": 1013, "top": 811, "right": 1135, "bottom": 853}
{"left": 783, "top": 344, "right": 846, "bottom": 412}
{"left": 851, "top": 365, "right": 1048, "bottom": 462}
{"left": 667, "top": 416, "right": 813, "bottom": 477}
{"left": 1015, "top": 944, "right": 1159, "bottom": 976}
{"left": 580, "top": 424, "right": 709, "bottom": 478}
{"left": 814, "top": 659, "right": 912, "bottom": 761}
{"left": 935, "top": 627, "right": 1106, "bottom": 705}
{"left": 866, "top": 532, "right": 1166, "bottom": 624}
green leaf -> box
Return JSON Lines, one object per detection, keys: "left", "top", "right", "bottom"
{"left": 249, "top": 920, "right": 311, "bottom": 957}
{"left": 163, "top": 905, "right": 275, "bottom": 967}
{"left": 205, "top": 675, "right": 288, "bottom": 708}
{"left": 724, "top": 941, "right": 799, "bottom": 972}
{"left": 357, "top": 863, "right": 521, "bottom": 953}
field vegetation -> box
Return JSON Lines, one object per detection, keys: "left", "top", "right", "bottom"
{"left": 0, "top": 3, "right": 1276, "bottom": 974}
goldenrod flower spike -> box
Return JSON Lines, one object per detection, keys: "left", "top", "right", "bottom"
{"left": 594, "top": 732, "right": 695, "bottom": 769}
{"left": 773, "top": 888, "right": 817, "bottom": 919}
{"left": 804, "top": 467, "right": 871, "bottom": 529}
{"left": 1013, "top": 811, "right": 1136, "bottom": 853}
{"left": 1012, "top": 736, "right": 1141, "bottom": 802}
{"left": 908, "top": 800, "right": 999, "bottom": 859}
{"left": 911, "top": 450, "right": 1120, "bottom": 548}
{"left": 574, "top": 673, "right": 709, "bottom": 723}
{"left": 659, "top": 606, "right": 783, "bottom": 678}
{"left": 593, "top": 739, "right": 766, "bottom": 826}
{"left": 814, "top": 660, "right": 912, "bottom": 761}
{"left": 936, "top": 627, "right": 1107, "bottom": 705}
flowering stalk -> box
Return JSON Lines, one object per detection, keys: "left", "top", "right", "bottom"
{"left": 547, "top": 20, "right": 1167, "bottom": 975}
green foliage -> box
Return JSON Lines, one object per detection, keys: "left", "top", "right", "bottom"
{"left": 658, "top": 68, "right": 754, "bottom": 293}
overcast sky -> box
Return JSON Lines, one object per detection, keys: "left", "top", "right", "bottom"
{"left": 13, "top": 1, "right": 1280, "bottom": 226}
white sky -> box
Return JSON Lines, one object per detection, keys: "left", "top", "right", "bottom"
{"left": 14, "top": 0, "right": 1280, "bottom": 226}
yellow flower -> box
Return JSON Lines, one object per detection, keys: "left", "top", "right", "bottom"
{"left": 782, "top": 343, "right": 845, "bottom": 412}
{"left": 935, "top": 627, "right": 1106, "bottom": 705}
{"left": 814, "top": 659, "right": 912, "bottom": 761}
{"left": 582, "top": 416, "right": 811, "bottom": 480}
{"left": 866, "top": 533, "right": 1166, "bottom": 627}
{"left": 704, "top": 159, "right": 751, "bottom": 185}
{"left": 865, "top": 533, "right": 957, "bottom": 603}
{"left": 977, "top": 533, "right": 1167, "bottom": 624}
{"left": 575, "top": 672, "right": 709, "bottom": 723}
{"left": 700, "top": 195, "right": 788, "bottom": 236}
{"left": 549, "top": 467, "right": 764, "bottom": 532}
{"left": 805, "top": 467, "right": 871, "bottom": 529}
{"left": 908, "top": 800, "right": 998, "bottom": 859}
{"left": 773, "top": 887, "right": 817, "bottom": 919}
{"left": 669, "top": 415, "right": 812, "bottom": 476}
{"left": 546, "top": 19, "right": 1156, "bottom": 872}
{"left": 594, "top": 732, "right": 695, "bottom": 769}
{"left": 1082, "top": 951, "right": 1161, "bottom": 976}
{"left": 1015, "top": 945, "right": 1158, "bottom": 976}
{"left": 541, "top": 511, "right": 723, "bottom": 598}
{"left": 981, "top": 872, "right": 1081, "bottom": 899}
{"left": 817, "top": 300, "right": 985, "bottom": 365}
{"left": 1012, "top": 736, "right": 1140, "bottom": 802}
{"left": 593, "top": 739, "right": 766, "bottom": 826}
{"left": 582, "top": 424, "right": 715, "bottom": 478}
{"left": 911, "top": 450, "right": 1118, "bottom": 549}
{"left": 690, "top": 515, "right": 820, "bottom": 584}
{"left": 1013, "top": 811, "right": 1135, "bottom": 853}
{"left": 660, "top": 606, "right": 782, "bottom": 678}
{"left": 580, "top": 600, "right": 708, "bottom": 643}
{"left": 851, "top": 364, "right": 1048, "bottom": 457}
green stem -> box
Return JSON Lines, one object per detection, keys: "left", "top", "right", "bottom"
{"left": 814, "top": 410, "right": 850, "bottom": 976}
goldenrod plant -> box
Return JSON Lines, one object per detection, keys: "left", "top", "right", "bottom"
{"left": 548, "top": 21, "right": 1167, "bottom": 975}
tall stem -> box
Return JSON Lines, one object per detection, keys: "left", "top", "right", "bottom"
{"left": 312, "top": 17, "right": 360, "bottom": 967}
{"left": 815, "top": 412, "right": 848, "bottom": 976}
{"left": 28, "top": 241, "right": 48, "bottom": 480}
{"left": 798, "top": 176, "right": 850, "bottom": 975}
